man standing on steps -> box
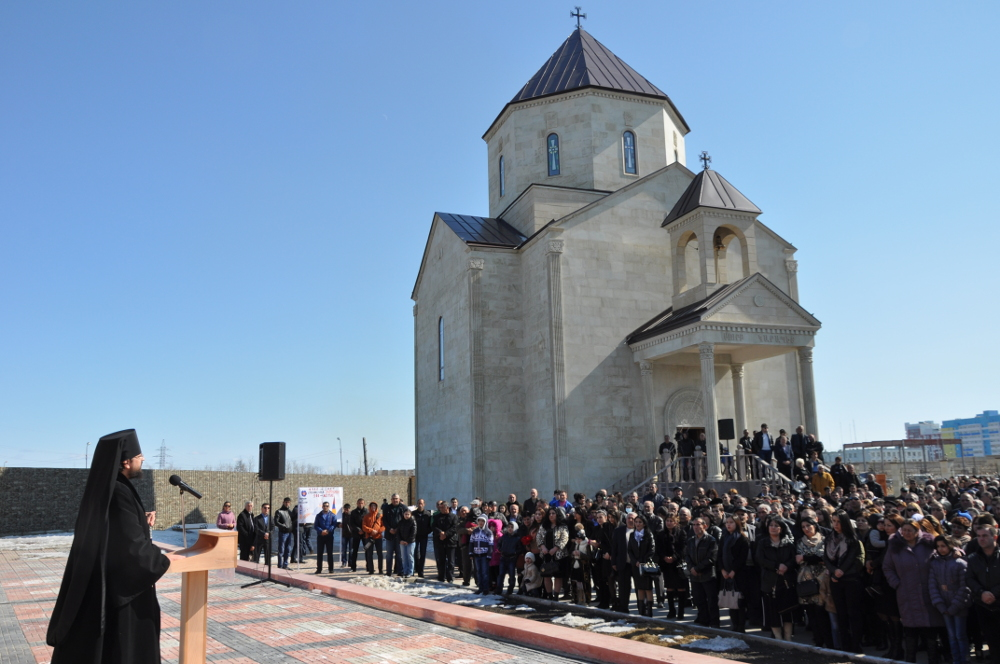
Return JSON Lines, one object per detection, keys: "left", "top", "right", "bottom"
{"left": 381, "top": 493, "right": 406, "bottom": 576}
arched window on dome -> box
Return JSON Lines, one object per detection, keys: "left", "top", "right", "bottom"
{"left": 623, "top": 131, "right": 637, "bottom": 174}
{"left": 547, "top": 133, "right": 560, "bottom": 176}
{"left": 499, "top": 156, "right": 505, "bottom": 197}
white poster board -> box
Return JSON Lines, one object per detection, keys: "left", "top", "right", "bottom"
{"left": 297, "top": 486, "right": 343, "bottom": 525}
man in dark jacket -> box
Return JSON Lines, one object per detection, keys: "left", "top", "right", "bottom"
{"left": 751, "top": 424, "right": 774, "bottom": 464}
{"left": 236, "top": 501, "right": 256, "bottom": 561}
{"left": 431, "top": 501, "right": 459, "bottom": 582}
{"left": 610, "top": 512, "right": 635, "bottom": 613}
{"left": 968, "top": 525, "right": 1000, "bottom": 664}
{"left": 349, "top": 498, "right": 366, "bottom": 572}
{"left": 685, "top": 517, "right": 719, "bottom": 627}
{"left": 805, "top": 434, "right": 825, "bottom": 462}
{"left": 412, "top": 498, "right": 433, "bottom": 577}
{"left": 790, "top": 426, "right": 808, "bottom": 462}
{"left": 382, "top": 493, "right": 406, "bottom": 576}
{"left": 313, "top": 501, "right": 337, "bottom": 574}
{"left": 253, "top": 503, "right": 275, "bottom": 564}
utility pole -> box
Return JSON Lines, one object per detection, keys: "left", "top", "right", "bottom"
{"left": 338, "top": 437, "right": 343, "bottom": 475}
{"left": 362, "top": 437, "right": 369, "bottom": 476}
{"left": 158, "top": 440, "right": 170, "bottom": 469}
{"left": 85, "top": 442, "right": 90, "bottom": 468}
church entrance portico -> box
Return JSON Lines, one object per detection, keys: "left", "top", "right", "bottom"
{"left": 628, "top": 273, "right": 821, "bottom": 481}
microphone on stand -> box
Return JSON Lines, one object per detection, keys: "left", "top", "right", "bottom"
{"left": 169, "top": 474, "right": 203, "bottom": 499}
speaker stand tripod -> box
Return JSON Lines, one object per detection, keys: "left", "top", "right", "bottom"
{"left": 242, "top": 480, "right": 289, "bottom": 589}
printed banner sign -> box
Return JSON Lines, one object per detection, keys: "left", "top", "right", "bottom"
{"left": 297, "top": 486, "right": 343, "bottom": 525}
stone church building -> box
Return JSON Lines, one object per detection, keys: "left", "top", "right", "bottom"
{"left": 411, "top": 27, "right": 821, "bottom": 501}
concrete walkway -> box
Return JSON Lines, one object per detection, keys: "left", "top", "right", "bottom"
{"left": 0, "top": 535, "right": 595, "bottom": 664}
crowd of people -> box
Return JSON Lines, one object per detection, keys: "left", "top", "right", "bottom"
{"left": 215, "top": 460, "right": 1000, "bottom": 664}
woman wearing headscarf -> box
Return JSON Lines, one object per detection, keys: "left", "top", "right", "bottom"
{"left": 756, "top": 515, "right": 798, "bottom": 640}
{"left": 826, "top": 510, "right": 866, "bottom": 653}
{"left": 797, "top": 516, "right": 834, "bottom": 648}
{"left": 883, "top": 516, "right": 945, "bottom": 664}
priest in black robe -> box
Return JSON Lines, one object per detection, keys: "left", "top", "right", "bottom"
{"left": 47, "top": 429, "right": 175, "bottom": 664}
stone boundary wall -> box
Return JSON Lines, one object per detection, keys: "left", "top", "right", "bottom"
{"left": 0, "top": 467, "right": 414, "bottom": 536}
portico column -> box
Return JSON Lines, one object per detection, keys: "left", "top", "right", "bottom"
{"left": 798, "top": 347, "right": 819, "bottom": 439}
{"left": 699, "top": 342, "right": 723, "bottom": 481}
{"left": 731, "top": 363, "right": 746, "bottom": 437}
{"left": 640, "top": 361, "right": 656, "bottom": 457}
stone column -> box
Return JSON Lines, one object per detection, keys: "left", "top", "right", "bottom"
{"left": 640, "top": 361, "right": 656, "bottom": 458}
{"left": 798, "top": 347, "right": 819, "bottom": 440}
{"left": 546, "top": 240, "right": 569, "bottom": 491}
{"left": 468, "top": 258, "right": 486, "bottom": 498}
{"left": 699, "top": 342, "right": 723, "bottom": 481}
{"left": 731, "top": 363, "right": 746, "bottom": 437}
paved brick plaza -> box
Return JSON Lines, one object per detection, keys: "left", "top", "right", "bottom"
{"left": 0, "top": 537, "right": 589, "bottom": 664}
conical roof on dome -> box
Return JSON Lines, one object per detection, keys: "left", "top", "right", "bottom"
{"left": 485, "top": 28, "right": 688, "bottom": 137}
{"left": 662, "top": 169, "right": 761, "bottom": 226}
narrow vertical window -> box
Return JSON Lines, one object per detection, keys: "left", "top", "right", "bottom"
{"left": 499, "top": 155, "right": 505, "bottom": 197}
{"left": 547, "top": 133, "right": 560, "bottom": 176}
{"left": 623, "top": 131, "right": 637, "bottom": 174}
{"left": 673, "top": 132, "right": 679, "bottom": 163}
{"left": 438, "top": 317, "right": 444, "bottom": 381}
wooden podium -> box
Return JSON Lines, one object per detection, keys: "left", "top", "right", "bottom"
{"left": 167, "top": 530, "right": 238, "bottom": 664}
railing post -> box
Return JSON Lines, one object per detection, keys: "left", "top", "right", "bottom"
{"left": 735, "top": 448, "right": 744, "bottom": 481}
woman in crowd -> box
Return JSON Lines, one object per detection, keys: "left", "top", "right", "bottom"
{"left": 929, "top": 535, "right": 971, "bottom": 664}
{"left": 628, "top": 514, "right": 656, "bottom": 617}
{"left": 397, "top": 507, "right": 416, "bottom": 578}
{"left": 361, "top": 501, "right": 384, "bottom": 575}
{"left": 660, "top": 512, "right": 688, "bottom": 619}
{"left": 216, "top": 501, "right": 235, "bottom": 530}
{"left": 536, "top": 507, "right": 569, "bottom": 600}
{"left": 797, "top": 516, "right": 834, "bottom": 648}
{"left": 719, "top": 514, "right": 750, "bottom": 633}
{"left": 883, "top": 517, "right": 944, "bottom": 664}
{"left": 826, "top": 510, "right": 866, "bottom": 653}
{"left": 757, "top": 515, "right": 798, "bottom": 640}
{"left": 569, "top": 522, "right": 592, "bottom": 604}
{"left": 871, "top": 514, "right": 904, "bottom": 658}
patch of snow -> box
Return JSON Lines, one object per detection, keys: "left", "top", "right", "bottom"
{"left": 0, "top": 533, "right": 74, "bottom": 550}
{"left": 659, "top": 635, "right": 681, "bottom": 643}
{"left": 550, "top": 614, "right": 605, "bottom": 628}
{"left": 683, "top": 636, "right": 750, "bottom": 652}
{"left": 514, "top": 605, "right": 536, "bottom": 612}
{"left": 589, "top": 620, "right": 636, "bottom": 634}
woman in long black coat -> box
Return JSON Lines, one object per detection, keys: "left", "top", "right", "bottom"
{"left": 756, "top": 515, "right": 798, "bottom": 640}
{"left": 658, "top": 512, "right": 689, "bottom": 619}
{"left": 629, "top": 515, "right": 657, "bottom": 617}
{"left": 719, "top": 514, "right": 751, "bottom": 632}
{"left": 720, "top": 514, "right": 751, "bottom": 632}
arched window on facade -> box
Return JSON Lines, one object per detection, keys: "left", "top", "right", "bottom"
{"left": 499, "top": 156, "right": 505, "bottom": 197}
{"left": 547, "top": 133, "right": 560, "bottom": 176}
{"left": 623, "top": 131, "right": 637, "bottom": 174}
{"left": 438, "top": 317, "right": 445, "bottom": 381}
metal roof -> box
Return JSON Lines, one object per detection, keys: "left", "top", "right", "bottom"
{"left": 662, "top": 169, "right": 761, "bottom": 226}
{"left": 437, "top": 212, "right": 526, "bottom": 247}
{"left": 626, "top": 275, "right": 755, "bottom": 344}
{"left": 511, "top": 28, "right": 668, "bottom": 104}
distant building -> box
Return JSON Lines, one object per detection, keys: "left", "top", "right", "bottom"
{"left": 906, "top": 421, "right": 941, "bottom": 439}
{"left": 942, "top": 411, "right": 1000, "bottom": 456}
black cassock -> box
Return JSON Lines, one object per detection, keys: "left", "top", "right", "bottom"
{"left": 48, "top": 432, "right": 170, "bottom": 664}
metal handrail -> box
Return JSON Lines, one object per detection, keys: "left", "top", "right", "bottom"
{"left": 622, "top": 449, "right": 793, "bottom": 497}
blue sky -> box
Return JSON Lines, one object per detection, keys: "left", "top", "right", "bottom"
{"left": 1, "top": 2, "right": 997, "bottom": 472}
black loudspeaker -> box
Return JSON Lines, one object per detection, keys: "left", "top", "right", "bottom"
{"left": 259, "top": 442, "right": 286, "bottom": 481}
{"left": 718, "top": 419, "right": 736, "bottom": 440}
